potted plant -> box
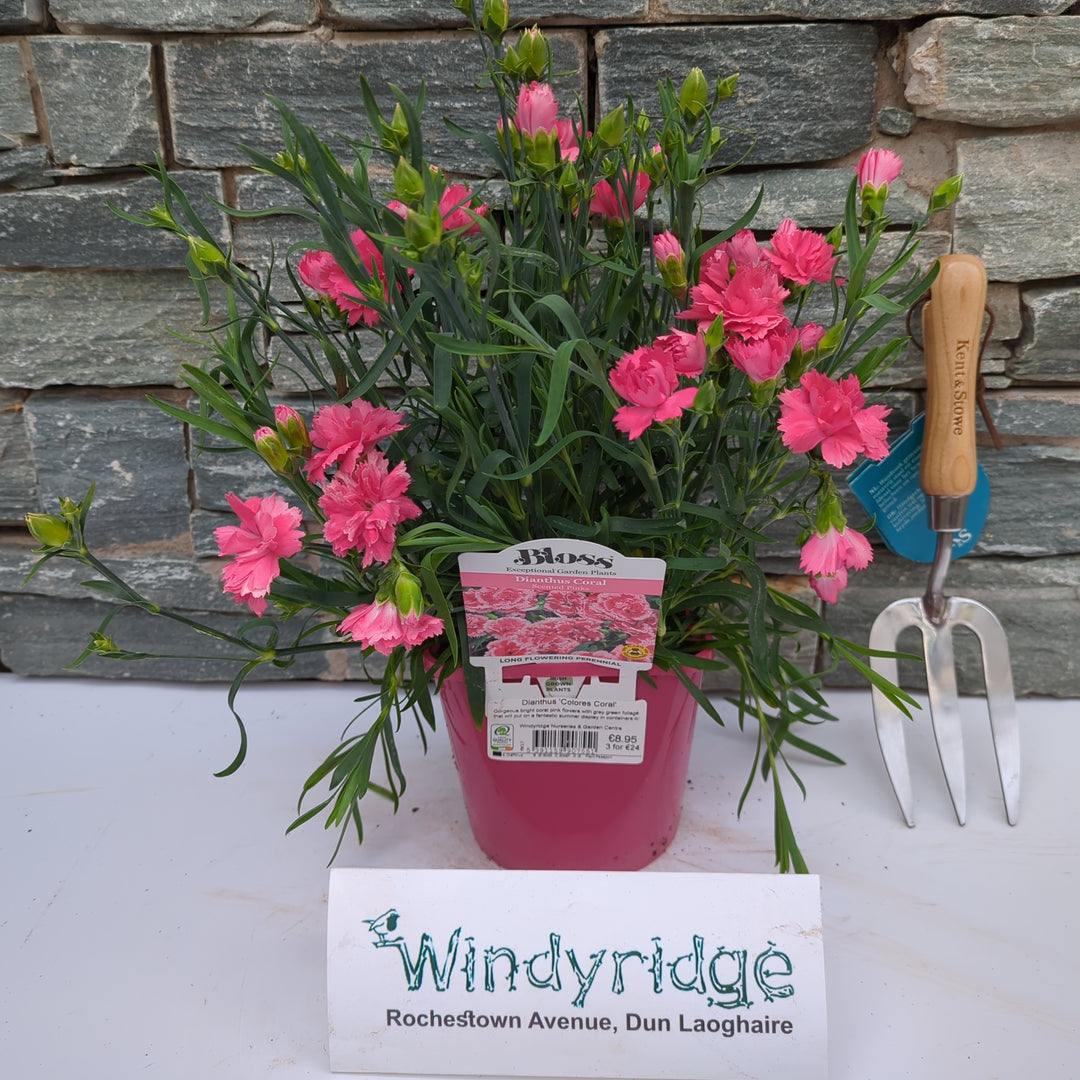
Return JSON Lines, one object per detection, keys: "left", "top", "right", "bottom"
{"left": 25, "top": 0, "right": 958, "bottom": 872}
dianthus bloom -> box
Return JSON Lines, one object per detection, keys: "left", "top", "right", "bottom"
{"left": 763, "top": 218, "right": 838, "bottom": 286}
{"left": 800, "top": 525, "right": 874, "bottom": 577}
{"left": 304, "top": 401, "right": 406, "bottom": 484}
{"left": 809, "top": 566, "right": 848, "bottom": 605}
{"left": 388, "top": 183, "right": 488, "bottom": 235}
{"left": 515, "top": 81, "right": 558, "bottom": 137}
{"left": 777, "top": 369, "right": 891, "bottom": 468}
{"left": 512, "top": 81, "right": 582, "bottom": 161}
{"left": 297, "top": 228, "right": 389, "bottom": 327}
{"left": 609, "top": 344, "right": 699, "bottom": 440}
{"left": 655, "top": 328, "right": 706, "bottom": 377}
{"left": 680, "top": 260, "right": 790, "bottom": 342}
{"left": 726, "top": 324, "right": 797, "bottom": 384}
{"left": 214, "top": 492, "right": 305, "bottom": 616}
{"left": 318, "top": 455, "right": 421, "bottom": 565}
{"left": 856, "top": 148, "right": 903, "bottom": 190}
{"left": 337, "top": 598, "right": 444, "bottom": 655}
{"left": 590, "top": 171, "right": 651, "bottom": 222}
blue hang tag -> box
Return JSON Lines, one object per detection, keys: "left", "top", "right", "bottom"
{"left": 847, "top": 412, "right": 990, "bottom": 563}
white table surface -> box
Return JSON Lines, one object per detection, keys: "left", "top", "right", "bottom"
{"left": 1, "top": 673, "right": 1077, "bottom": 1079}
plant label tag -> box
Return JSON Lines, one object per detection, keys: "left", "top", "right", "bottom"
{"left": 458, "top": 539, "right": 666, "bottom": 673}
{"left": 486, "top": 687, "right": 646, "bottom": 764}
{"left": 327, "top": 867, "right": 828, "bottom": 1080}
{"left": 847, "top": 412, "right": 989, "bottom": 563}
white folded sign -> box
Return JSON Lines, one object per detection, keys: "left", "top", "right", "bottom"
{"left": 327, "top": 868, "right": 826, "bottom": 1079}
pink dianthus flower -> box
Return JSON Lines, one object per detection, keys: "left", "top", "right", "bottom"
{"left": 318, "top": 454, "right": 421, "bottom": 566}
{"left": 337, "top": 598, "right": 444, "bottom": 655}
{"left": 726, "top": 324, "right": 797, "bottom": 384}
{"left": 304, "top": 401, "right": 406, "bottom": 484}
{"left": 777, "top": 370, "right": 891, "bottom": 468}
{"left": 609, "top": 344, "right": 699, "bottom": 440}
{"left": 297, "top": 228, "right": 390, "bottom": 328}
{"left": 655, "top": 328, "right": 707, "bottom": 377}
{"left": 763, "top": 218, "right": 838, "bottom": 286}
{"left": 388, "top": 184, "right": 488, "bottom": 235}
{"left": 809, "top": 567, "right": 848, "bottom": 605}
{"left": 680, "top": 261, "right": 790, "bottom": 342}
{"left": 800, "top": 525, "right": 873, "bottom": 577}
{"left": 590, "top": 171, "right": 651, "bottom": 222}
{"left": 214, "top": 492, "right": 305, "bottom": 616}
{"left": 856, "top": 148, "right": 903, "bottom": 190}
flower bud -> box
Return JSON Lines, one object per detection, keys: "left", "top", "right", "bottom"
{"left": 500, "top": 43, "right": 525, "bottom": 76}
{"left": 517, "top": 26, "right": 549, "bottom": 81}
{"left": 393, "top": 568, "right": 426, "bottom": 618}
{"left": 481, "top": 0, "right": 509, "bottom": 43}
{"left": 715, "top": 73, "right": 739, "bottom": 102}
{"left": 274, "top": 404, "right": 311, "bottom": 454}
{"left": 928, "top": 173, "right": 963, "bottom": 215}
{"left": 384, "top": 103, "right": 410, "bottom": 153}
{"left": 692, "top": 380, "right": 717, "bottom": 414}
{"left": 596, "top": 104, "right": 627, "bottom": 149}
{"left": 403, "top": 205, "right": 444, "bottom": 255}
{"left": 26, "top": 512, "right": 72, "bottom": 549}
{"left": 254, "top": 426, "right": 290, "bottom": 473}
{"left": 146, "top": 202, "right": 177, "bottom": 230}
{"left": 187, "top": 236, "right": 227, "bottom": 274}
{"left": 452, "top": 0, "right": 473, "bottom": 16}
{"left": 393, "top": 156, "right": 426, "bottom": 204}
{"left": 653, "top": 230, "right": 687, "bottom": 299}
{"left": 679, "top": 68, "right": 708, "bottom": 121}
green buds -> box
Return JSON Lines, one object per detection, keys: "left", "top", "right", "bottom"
{"left": 517, "top": 26, "right": 549, "bottom": 81}
{"left": 481, "top": 0, "right": 509, "bottom": 43}
{"left": 596, "top": 104, "right": 628, "bottom": 149}
{"left": 254, "top": 426, "right": 290, "bottom": 473}
{"left": 403, "top": 205, "right": 444, "bottom": 255}
{"left": 928, "top": 174, "right": 963, "bottom": 215}
{"left": 679, "top": 68, "right": 709, "bottom": 121}
{"left": 26, "top": 513, "right": 72, "bottom": 549}
{"left": 393, "top": 156, "right": 426, "bottom": 204}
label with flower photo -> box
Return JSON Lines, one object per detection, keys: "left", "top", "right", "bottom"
{"left": 458, "top": 540, "right": 666, "bottom": 764}
{"left": 459, "top": 540, "right": 665, "bottom": 668}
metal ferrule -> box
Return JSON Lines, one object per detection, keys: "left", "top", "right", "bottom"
{"left": 926, "top": 494, "right": 969, "bottom": 533}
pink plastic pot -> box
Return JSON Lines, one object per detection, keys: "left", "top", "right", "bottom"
{"left": 440, "top": 660, "right": 704, "bottom": 870}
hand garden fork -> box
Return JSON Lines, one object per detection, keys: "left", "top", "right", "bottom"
{"left": 869, "top": 254, "right": 1020, "bottom": 827}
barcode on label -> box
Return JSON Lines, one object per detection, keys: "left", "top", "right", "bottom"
{"left": 532, "top": 728, "right": 599, "bottom": 751}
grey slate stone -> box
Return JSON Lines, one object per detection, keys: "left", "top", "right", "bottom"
{"left": 49, "top": 1, "right": 319, "bottom": 32}
{"left": 0, "top": 41, "right": 35, "bottom": 139}
{"left": 24, "top": 391, "right": 192, "bottom": 547}
{"left": 1010, "top": 284, "right": 1080, "bottom": 381}
{"left": 0, "top": 0, "right": 44, "bottom": 27}
{"left": 954, "top": 133, "right": 1080, "bottom": 283}
{"left": 972, "top": 444, "right": 1080, "bottom": 557}
{"left": 29, "top": 38, "right": 161, "bottom": 169}
{"left": 164, "top": 32, "right": 587, "bottom": 173}
{"left": 0, "top": 390, "right": 36, "bottom": 522}
{"left": 876, "top": 106, "right": 915, "bottom": 138}
{"left": 698, "top": 167, "right": 926, "bottom": 233}
{"left": 0, "top": 144, "right": 52, "bottom": 190}
{"left": 981, "top": 388, "right": 1080, "bottom": 437}
{"left": 0, "top": 172, "right": 228, "bottom": 268}
{"left": 191, "top": 434, "right": 277, "bottom": 512}
{"left": 905, "top": 17, "right": 1080, "bottom": 128}
{"left": 324, "top": 0, "right": 647, "bottom": 25}
{"left": 0, "top": 593, "right": 333, "bottom": 679}
{"left": 907, "top": 16, "right": 1080, "bottom": 128}
{"left": 0, "top": 269, "right": 225, "bottom": 388}
{"left": 658, "top": 1, "right": 1072, "bottom": 15}
{"left": 823, "top": 551, "right": 1080, "bottom": 697}
{"left": 597, "top": 24, "right": 877, "bottom": 167}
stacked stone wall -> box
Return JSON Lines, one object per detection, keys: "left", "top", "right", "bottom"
{"left": 3, "top": 1, "right": 1080, "bottom": 693}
